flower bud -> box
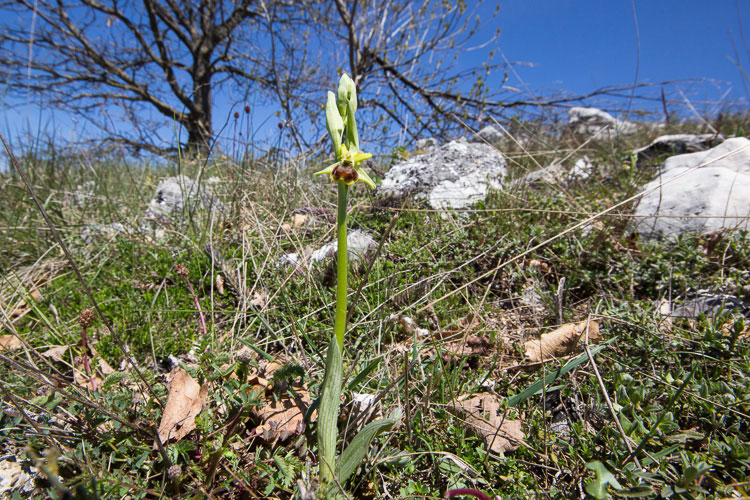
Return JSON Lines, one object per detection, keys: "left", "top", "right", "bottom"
{"left": 337, "top": 73, "right": 357, "bottom": 118}
{"left": 325, "top": 91, "right": 344, "bottom": 159}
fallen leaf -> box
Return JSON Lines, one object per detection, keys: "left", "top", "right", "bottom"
{"left": 8, "top": 289, "right": 42, "bottom": 322}
{"left": 41, "top": 345, "right": 69, "bottom": 362}
{"left": 215, "top": 274, "right": 225, "bottom": 295}
{"left": 524, "top": 320, "right": 601, "bottom": 363}
{"left": 252, "top": 387, "right": 312, "bottom": 443}
{"left": 155, "top": 367, "right": 207, "bottom": 446}
{"left": 98, "top": 358, "right": 115, "bottom": 376}
{"left": 250, "top": 290, "right": 268, "bottom": 309}
{"left": 445, "top": 335, "right": 493, "bottom": 358}
{"left": 0, "top": 335, "right": 22, "bottom": 351}
{"left": 451, "top": 394, "right": 524, "bottom": 453}
{"left": 74, "top": 369, "right": 103, "bottom": 391}
{"left": 291, "top": 213, "right": 307, "bottom": 228}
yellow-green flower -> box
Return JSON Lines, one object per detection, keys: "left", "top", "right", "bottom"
{"left": 315, "top": 145, "right": 375, "bottom": 188}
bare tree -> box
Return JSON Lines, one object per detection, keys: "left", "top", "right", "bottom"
{"left": 314, "top": 0, "right": 510, "bottom": 143}
{"left": 0, "top": 0, "right": 302, "bottom": 154}
{"left": 1, "top": 0, "right": 516, "bottom": 155}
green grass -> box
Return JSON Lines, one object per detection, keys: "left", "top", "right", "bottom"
{"left": 1, "top": 115, "right": 750, "bottom": 499}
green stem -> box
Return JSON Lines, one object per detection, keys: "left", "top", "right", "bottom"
{"left": 334, "top": 181, "right": 349, "bottom": 351}
{"left": 318, "top": 181, "right": 349, "bottom": 486}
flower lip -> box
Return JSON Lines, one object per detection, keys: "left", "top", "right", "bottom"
{"left": 314, "top": 149, "right": 376, "bottom": 189}
{"left": 332, "top": 161, "right": 359, "bottom": 184}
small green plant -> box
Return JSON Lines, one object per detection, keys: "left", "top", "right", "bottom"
{"left": 313, "top": 74, "right": 399, "bottom": 495}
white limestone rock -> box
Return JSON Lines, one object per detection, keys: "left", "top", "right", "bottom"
{"left": 633, "top": 137, "right": 750, "bottom": 239}
{"left": 471, "top": 126, "right": 504, "bottom": 144}
{"left": 378, "top": 140, "right": 507, "bottom": 210}
{"left": 143, "top": 175, "right": 222, "bottom": 226}
{"left": 633, "top": 134, "right": 721, "bottom": 159}
{"left": 568, "top": 156, "right": 595, "bottom": 182}
{"left": 516, "top": 162, "right": 567, "bottom": 187}
{"left": 415, "top": 137, "right": 438, "bottom": 151}
{"left": 279, "top": 229, "right": 376, "bottom": 268}
{"left": 80, "top": 222, "right": 132, "bottom": 243}
{"left": 517, "top": 156, "right": 595, "bottom": 187}
{"left": 568, "top": 106, "right": 639, "bottom": 136}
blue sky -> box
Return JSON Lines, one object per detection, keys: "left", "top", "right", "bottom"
{"left": 493, "top": 0, "right": 749, "bottom": 112}
{"left": 1, "top": 0, "right": 748, "bottom": 158}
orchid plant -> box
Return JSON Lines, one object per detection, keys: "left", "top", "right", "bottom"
{"left": 312, "top": 74, "right": 399, "bottom": 496}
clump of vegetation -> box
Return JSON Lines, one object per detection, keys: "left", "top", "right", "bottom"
{"left": 1, "top": 107, "right": 749, "bottom": 500}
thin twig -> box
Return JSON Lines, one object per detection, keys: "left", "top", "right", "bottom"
{"left": 582, "top": 313, "right": 641, "bottom": 469}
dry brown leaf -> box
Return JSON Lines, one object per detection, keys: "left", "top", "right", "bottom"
{"left": 98, "top": 358, "right": 115, "bottom": 376}
{"left": 0, "top": 335, "right": 22, "bottom": 351}
{"left": 261, "top": 361, "right": 282, "bottom": 378}
{"left": 253, "top": 387, "right": 312, "bottom": 443}
{"left": 74, "top": 369, "right": 103, "bottom": 391}
{"left": 8, "top": 289, "right": 42, "bottom": 321}
{"left": 451, "top": 394, "right": 524, "bottom": 453}
{"left": 523, "top": 320, "right": 601, "bottom": 363}
{"left": 291, "top": 213, "right": 307, "bottom": 228}
{"left": 155, "top": 367, "right": 207, "bottom": 446}
{"left": 250, "top": 290, "right": 268, "bottom": 309}
{"left": 41, "top": 345, "right": 69, "bottom": 362}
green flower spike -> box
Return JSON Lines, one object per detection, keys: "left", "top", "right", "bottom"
{"left": 315, "top": 73, "right": 398, "bottom": 493}
{"left": 316, "top": 73, "right": 375, "bottom": 189}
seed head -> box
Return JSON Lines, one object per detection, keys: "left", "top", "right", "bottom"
{"left": 244, "top": 105, "right": 251, "bottom": 114}
{"left": 174, "top": 263, "right": 189, "bottom": 278}
{"left": 78, "top": 309, "right": 95, "bottom": 329}
{"left": 234, "top": 111, "right": 240, "bottom": 119}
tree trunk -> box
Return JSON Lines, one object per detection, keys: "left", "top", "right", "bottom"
{"left": 186, "top": 61, "right": 214, "bottom": 155}
{"left": 185, "top": 114, "right": 212, "bottom": 156}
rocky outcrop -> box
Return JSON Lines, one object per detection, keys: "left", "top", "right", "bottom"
{"left": 143, "top": 175, "right": 223, "bottom": 226}
{"left": 378, "top": 139, "right": 507, "bottom": 210}
{"left": 568, "top": 106, "right": 639, "bottom": 136}
{"left": 279, "top": 229, "right": 375, "bottom": 268}
{"left": 633, "top": 134, "right": 722, "bottom": 161}
{"left": 470, "top": 126, "right": 504, "bottom": 145}
{"left": 633, "top": 137, "right": 750, "bottom": 239}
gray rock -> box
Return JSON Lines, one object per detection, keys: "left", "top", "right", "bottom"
{"left": 80, "top": 222, "right": 132, "bottom": 243}
{"left": 378, "top": 140, "right": 507, "bottom": 210}
{"left": 470, "top": 126, "right": 504, "bottom": 144}
{"left": 415, "top": 137, "right": 438, "bottom": 151}
{"left": 568, "top": 156, "right": 595, "bottom": 182}
{"left": 517, "top": 162, "right": 567, "bottom": 187}
{"left": 633, "top": 137, "right": 750, "bottom": 239}
{"left": 671, "top": 293, "right": 747, "bottom": 319}
{"left": 568, "top": 106, "right": 638, "bottom": 136}
{"left": 70, "top": 180, "right": 96, "bottom": 208}
{"left": 280, "top": 229, "right": 376, "bottom": 268}
{"left": 517, "top": 156, "right": 594, "bottom": 187}
{"left": 143, "top": 175, "right": 222, "bottom": 226}
{"left": 634, "top": 134, "right": 721, "bottom": 160}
